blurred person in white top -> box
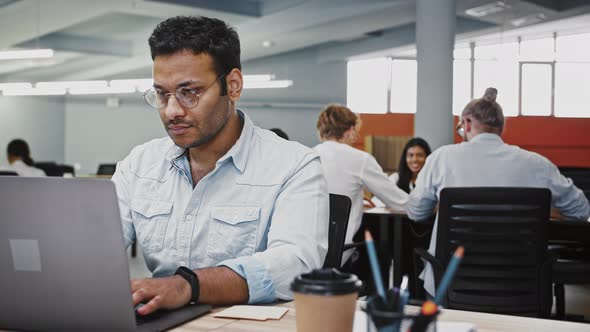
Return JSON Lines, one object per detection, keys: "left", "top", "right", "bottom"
{"left": 1, "top": 139, "right": 46, "bottom": 177}
{"left": 313, "top": 104, "right": 408, "bottom": 265}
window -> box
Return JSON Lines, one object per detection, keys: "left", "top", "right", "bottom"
{"left": 556, "top": 33, "right": 590, "bottom": 62}
{"left": 555, "top": 63, "right": 590, "bottom": 118}
{"left": 453, "top": 60, "right": 471, "bottom": 115}
{"left": 474, "top": 60, "right": 519, "bottom": 116}
{"left": 390, "top": 60, "right": 417, "bottom": 114}
{"left": 520, "top": 37, "right": 554, "bottom": 61}
{"left": 521, "top": 64, "right": 552, "bottom": 116}
{"left": 346, "top": 58, "right": 389, "bottom": 114}
{"left": 346, "top": 33, "right": 590, "bottom": 118}
{"left": 475, "top": 42, "right": 519, "bottom": 61}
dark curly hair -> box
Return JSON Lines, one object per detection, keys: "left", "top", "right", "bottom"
{"left": 148, "top": 16, "right": 241, "bottom": 95}
{"left": 7, "top": 139, "right": 34, "bottom": 166}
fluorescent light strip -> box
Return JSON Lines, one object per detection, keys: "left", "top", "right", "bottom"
{"left": 244, "top": 80, "right": 293, "bottom": 89}
{"left": 243, "top": 74, "right": 274, "bottom": 82}
{"left": 3, "top": 87, "right": 66, "bottom": 96}
{"left": 0, "top": 82, "right": 33, "bottom": 90}
{"left": 0, "top": 75, "right": 291, "bottom": 96}
{"left": 37, "top": 80, "right": 108, "bottom": 89}
{"left": 69, "top": 86, "right": 136, "bottom": 95}
{"left": 0, "top": 49, "right": 54, "bottom": 60}
{"left": 109, "top": 79, "right": 153, "bottom": 93}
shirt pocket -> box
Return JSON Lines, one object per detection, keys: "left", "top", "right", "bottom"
{"left": 130, "top": 198, "right": 173, "bottom": 254}
{"left": 207, "top": 206, "right": 261, "bottom": 261}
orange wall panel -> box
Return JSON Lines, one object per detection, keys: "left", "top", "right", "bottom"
{"left": 358, "top": 113, "right": 590, "bottom": 167}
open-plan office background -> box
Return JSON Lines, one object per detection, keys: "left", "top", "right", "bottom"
{"left": 0, "top": 0, "right": 589, "bottom": 175}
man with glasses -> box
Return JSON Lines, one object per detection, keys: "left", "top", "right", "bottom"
{"left": 112, "top": 16, "right": 329, "bottom": 315}
{"left": 407, "top": 87, "right": 590, "bottom": 298}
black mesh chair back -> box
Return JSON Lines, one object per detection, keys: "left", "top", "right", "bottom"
{"left": 0, "top": 171, "right": 18, "bottom": 176}
{"left": 323, "top": 194, "right": 352, "bottom": 269}
{"left": 58, "top": 165, "right": 75, "bottom": 177}
{"left": 97, "top": 164, "right": 117, "bottom": 176}
{"left": 34, "top": 162, "right": 60, "bottom": 176}
{"left": 435, "top": 187, "right": 552, "bottom": 318}
{"left": 35, "top": 162, "right": 74, "bottom": 177}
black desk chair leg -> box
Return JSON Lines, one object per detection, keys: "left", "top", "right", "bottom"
{"left": 554, "top": 283, "right": 565, "bottom": 319}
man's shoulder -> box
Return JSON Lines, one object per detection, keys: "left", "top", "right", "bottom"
{"left": 251, "top": 127, "right": 318, "bottom": 161}
{"left": 128, "top": 137, "right": 174, "bottom": 156}
{"left": 122, "top": 137, "right": 175, "bottom": 169}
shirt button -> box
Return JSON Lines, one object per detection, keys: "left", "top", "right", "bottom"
{"left": 186, "top": 215, "right": 192, "bottom": 221}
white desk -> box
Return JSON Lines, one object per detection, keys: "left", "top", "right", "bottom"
{"left": 172, "top": 302, "right": 590, "bottom": 332}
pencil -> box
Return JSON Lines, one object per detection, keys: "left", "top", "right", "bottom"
{"left": 365, "top": 230, "right": 386, "bottom": 299}
{"left": 434, "top": 246, "right": 464, "bottom": 305}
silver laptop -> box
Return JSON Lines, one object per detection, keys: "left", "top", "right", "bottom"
{"left": 0, "top": 177, "right": 211, "bottom": 331}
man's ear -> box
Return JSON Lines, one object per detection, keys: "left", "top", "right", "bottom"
{"left": 225, "top": 68, "right": 243, "bottom": 102}
{"left": 464, "top": 118, "right": 472, "bottom": 134}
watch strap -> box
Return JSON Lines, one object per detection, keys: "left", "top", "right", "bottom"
{"left": 175, "top": 266, "right": 200, "bottom": 304}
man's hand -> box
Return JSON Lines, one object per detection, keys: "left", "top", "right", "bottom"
{"left": 131, "top": 275, "right": 191, "bottom": 316}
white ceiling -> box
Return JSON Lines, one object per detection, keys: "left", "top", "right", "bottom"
{"left": 1, "top": 0, "right": 590, "bottom": 83}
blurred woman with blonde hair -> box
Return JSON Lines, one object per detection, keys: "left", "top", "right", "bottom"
{"left": 314, "top": 104, "right": 408, "bottom": 266}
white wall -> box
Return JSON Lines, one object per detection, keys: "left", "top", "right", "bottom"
{"left": 0, "top": 96, "right": 65, "bottom": 165}
{"left": 64, "top": 99, "right": 165, "bottom": 175}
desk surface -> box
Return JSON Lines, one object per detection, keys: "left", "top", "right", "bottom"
{"left": 172, "top": 302, "right": 590, "bottom": 332}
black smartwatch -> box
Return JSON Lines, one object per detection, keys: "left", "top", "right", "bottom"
{"left": 175, "top": 266, "right": 200, "bottom": 304}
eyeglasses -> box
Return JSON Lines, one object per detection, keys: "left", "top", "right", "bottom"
{"left": 456, "top": 117, "right": 471, "bottom": 138}
{"left": 143, "top": 73, "right": 226, "bottom": 110}
{"left": 456, "top": 120, "right": 464, "bottom": 138}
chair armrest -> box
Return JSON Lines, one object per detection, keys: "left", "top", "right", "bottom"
{"left": 343, "top": 242, "right": 364, "bottom": 251}
{"left": 414, "top": 248, "right": 444, "bottom": 287}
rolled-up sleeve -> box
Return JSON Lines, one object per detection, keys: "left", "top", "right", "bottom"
{"left": 220, "top": 153, "right": 329, "bottom": 303}
{"left": 545, "top": 162, "right": 590, "bottom": 220}
{"left": 407, "top": 155, "right": 438, "bottom": 221}
{"left": 361, "top": 154, "right": 408, "bottom": 210}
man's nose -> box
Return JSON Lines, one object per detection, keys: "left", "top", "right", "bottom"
{"left": 163, "top": 96, "right": 186, "bottom": 119}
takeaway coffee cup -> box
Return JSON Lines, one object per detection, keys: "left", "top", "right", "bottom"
{"left": 290, "top": 268, "right": 362, "bottom": 332}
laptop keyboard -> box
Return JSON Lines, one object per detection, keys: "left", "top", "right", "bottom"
{"left": 135, "top": 306, "right": 167, "bottom": 326}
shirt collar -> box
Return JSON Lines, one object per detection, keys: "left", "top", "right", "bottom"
{"left": 11, "top": 160, "right": 26, "bottom": 167}
{"left": 469, "top": 132, "right": 503, "bottom": 144}
{"left": 164, "top": 109, "right": 252, "bottom": 174}
{"left": 218, "top": 109, "right": 252, "bottom": 173}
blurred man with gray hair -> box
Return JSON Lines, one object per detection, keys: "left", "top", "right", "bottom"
{"left": 407, "top": 88, "right": 590, "bottom": 297}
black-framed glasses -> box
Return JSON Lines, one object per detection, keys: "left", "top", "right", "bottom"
{"left": 143, "top": 73, "right": 226, "bottom": 110}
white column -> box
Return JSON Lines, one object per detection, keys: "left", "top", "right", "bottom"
{"left": 415, "top": 0, "right": 457, "bottom": 150}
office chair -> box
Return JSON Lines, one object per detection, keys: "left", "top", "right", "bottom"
{"left": 58, "top": 164, "right": 75, "bottom": 177}
{"left": 0, "top": 171, "right": 18, "bottom": 176}
{"left": 97, "top": 164, "right": 117, "bottom": 176}
{"left": 35, "top": 162, "right": 74, "bottom": 177}
{"left": 414, "top": 187, "right": 554, "bottom": 318}
{"left": 549, "top": 220, "right": 590, "bottom": 321}
{"left": 323, "top": 193, "right": 352, "bottom": 269}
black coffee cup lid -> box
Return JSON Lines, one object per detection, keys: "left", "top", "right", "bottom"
{"left": 290, "top": 268, "right": 362, "bottom": 296}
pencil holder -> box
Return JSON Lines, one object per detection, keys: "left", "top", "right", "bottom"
{"left": 364, "top": 296, "right": 438, "bottom": 332}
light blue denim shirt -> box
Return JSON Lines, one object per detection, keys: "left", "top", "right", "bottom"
{"left": 407, "top": 133, "right": 590, "bottom": 296}
{"left": 111, "top": 110, "right": 329, "bottom": 303}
